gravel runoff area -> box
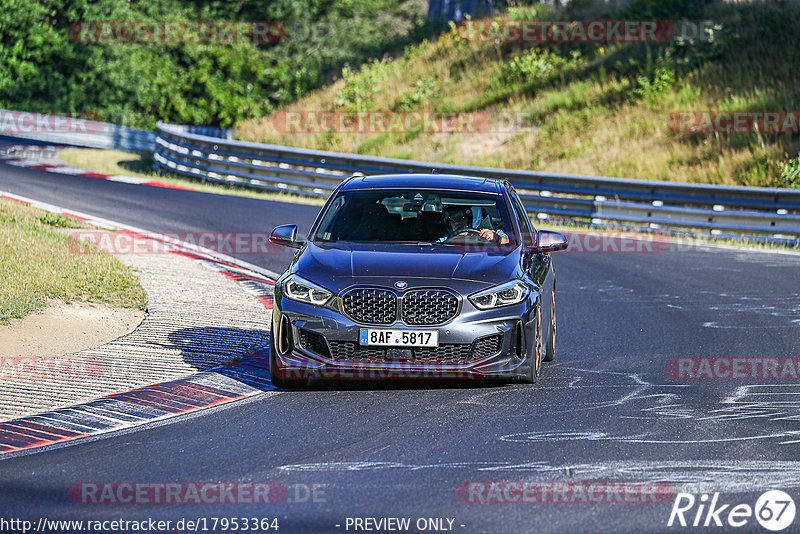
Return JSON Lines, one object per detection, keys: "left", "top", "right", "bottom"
{"left": 0, "top": 250, "right": 272, "bottom": 420}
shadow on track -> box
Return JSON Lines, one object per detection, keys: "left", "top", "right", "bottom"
{"left": 169, "top": 327, "right": 527, "bottom": 392}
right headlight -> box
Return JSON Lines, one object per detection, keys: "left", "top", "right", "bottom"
{"left": 282, "top": 274, "right": 333, "bottom": 306}
{"left": 469, "top": 280, "right": 530, "bottom": 310}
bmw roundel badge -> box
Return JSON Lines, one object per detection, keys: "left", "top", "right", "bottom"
{"left": 395, "top": 281, "right": 408, "bottom": 290}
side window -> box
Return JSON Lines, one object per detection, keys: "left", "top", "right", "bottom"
{"left": 508, "top": 188, "right": 535, "bottom": 246}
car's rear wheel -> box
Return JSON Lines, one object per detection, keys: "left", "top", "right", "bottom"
{"left": 544, "top": 290, "right": 556, "bottom": 362}
{"left": 269, "top": 321, "right": 307, "bottom": 389}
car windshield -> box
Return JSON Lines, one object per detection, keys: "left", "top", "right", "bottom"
{"left": 312, "top": 189, "right": 516, "bottom": 247}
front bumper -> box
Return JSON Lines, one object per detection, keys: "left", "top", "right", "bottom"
{"left": 271, "top": 290, "right": 538, "bottom": 382}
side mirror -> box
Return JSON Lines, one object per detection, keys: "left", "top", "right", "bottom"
{"left": 527, "top": 230, "right": 568, "bottom": 254}
{"left": 269, "top": 224, "right": 304, "bottom": 249}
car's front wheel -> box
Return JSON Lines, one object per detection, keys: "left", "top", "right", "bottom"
{"left": 520, "top": 303, "right": 543, "bottom": 384}
{"left": 544, "top": 290, "right": 556, "bottom": 362}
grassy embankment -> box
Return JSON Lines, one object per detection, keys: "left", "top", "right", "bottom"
{"left": 238, "top": 1, "right": 800, "bottom": 188}
{"left": 0, "top": 198, "right": 147, "bottom": 323}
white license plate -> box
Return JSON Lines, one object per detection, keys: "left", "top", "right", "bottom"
{"left": 359, "top": 329, "right": 438, "bottom": 347}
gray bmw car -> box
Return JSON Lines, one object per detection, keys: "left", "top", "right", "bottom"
{"left": 267, "top": 173, "right": 567, "bottom": 388}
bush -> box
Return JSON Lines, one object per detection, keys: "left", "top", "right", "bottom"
{"left": 779, "top": 156, "right": 800, "bottom": 188}
{"left": 392, "top": 77, "right": 437, "bottom": 111}
{"left": 493, "top": 49, "right": 571, "bottom": 88}
{"left": 633, "top": 67, "right": 676, "bottom": 105}
{"left": 334, "top": 60, "right": 388, "bottom": 111}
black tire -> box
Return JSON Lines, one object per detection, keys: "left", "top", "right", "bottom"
{"left": 544, "top": 290, "right": 556, "bottom": 362}
{"left": 269, "top": 324, "right": 306, "bottom": 389}
{"left": 520, "top": 303, "right": 543, "bottom": 384}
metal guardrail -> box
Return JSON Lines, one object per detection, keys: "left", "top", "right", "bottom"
{"left": 154, "top": 121, "right": 800, "bottom": 236}
{"left": 158, "top": 123, "right": 231, "bottom": 141}
{"left": 0, "top": 109, "right": 156, "bottom": 152}
{"left": 1, "top": 109, "right": 796, "bottom": 237}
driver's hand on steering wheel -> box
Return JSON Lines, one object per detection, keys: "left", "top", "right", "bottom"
{"left": 457, "top": 229, "right": 499, "bottom": 241}
{"left": 478, "top": 228, "right": 510, "bottom": 244}
{"left": 453, "top": 228, "right": 509, "bottom": 244}
{"left": 479, "top": 229, "right": 495, "bottom": 241}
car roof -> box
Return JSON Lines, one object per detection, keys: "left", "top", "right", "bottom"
{"left": 341, "top": 173, "right": 503, "bottom": 194}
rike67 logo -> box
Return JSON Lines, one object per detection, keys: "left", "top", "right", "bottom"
{"left": 668, "top": 490, "right": 796, "bottom": 531}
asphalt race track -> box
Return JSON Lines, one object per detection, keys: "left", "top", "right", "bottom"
{"left": 2, "top": 161, "right": 800, "bottom": 533}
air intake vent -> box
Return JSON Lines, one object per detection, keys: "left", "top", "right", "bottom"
{"left": 299, "top": 329, "right": 331, "bottom": 358}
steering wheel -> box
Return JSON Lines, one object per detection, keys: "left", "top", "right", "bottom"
{"left": 443, "top": 227, "right": 487, "bottom": 243}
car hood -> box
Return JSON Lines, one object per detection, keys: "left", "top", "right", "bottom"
{"left": 291, "top": 241, "right": 522, "bottom": 291}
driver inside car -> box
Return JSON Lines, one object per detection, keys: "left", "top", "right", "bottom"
{"left": 438, "top": 204, "right": 509, "bottom": 244}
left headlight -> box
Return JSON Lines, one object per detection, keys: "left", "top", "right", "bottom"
{"left": 283, "top": 274, "right": 333, "bottom": 306}
{"left": 469, "top": 280, "right": 530, "bottom": 310}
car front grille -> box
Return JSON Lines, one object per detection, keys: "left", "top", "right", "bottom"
{"left": 341, "top": 288, "right": 397, "bottom": 325}
{"left": 327, "top": 334, "right": 502, "bottom": 365}
{"left": 401, "top": 289, "right": 459, "bottom": 325}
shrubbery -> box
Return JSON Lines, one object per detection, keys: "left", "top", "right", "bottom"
{"left": 0, "top": 0, "right": 431, "bottom": 128}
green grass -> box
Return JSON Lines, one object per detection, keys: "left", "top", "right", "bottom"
{"left": 237, "top": 1, "right": 800, "bottom": 189}
{"left": 0, "top": 198, "right": 147, "bottom": 324}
